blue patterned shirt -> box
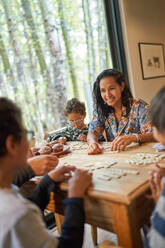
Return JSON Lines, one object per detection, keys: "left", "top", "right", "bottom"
{"left": 89, "top": 98, "right": 152, "bottom": 141}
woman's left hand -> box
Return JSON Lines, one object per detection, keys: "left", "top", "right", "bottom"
{"left": 111, "top": 134, "right": 136, "bottom": 151}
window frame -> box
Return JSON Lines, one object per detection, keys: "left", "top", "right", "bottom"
{"left": 103, "top": 0, "right": 129, "bottom": 86}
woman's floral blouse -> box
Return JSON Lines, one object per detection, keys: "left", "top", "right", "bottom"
{"left": 88, "top": 99, "right": 152, "bottom": 141}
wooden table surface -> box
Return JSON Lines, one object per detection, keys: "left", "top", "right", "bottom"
{"left": 46, "top": 142, "right": 165, "bottom": 248}
{"left": 58, "top": 142, "right": 165, "bottom": 202}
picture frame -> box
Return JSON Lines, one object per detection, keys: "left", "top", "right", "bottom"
{"left": 138, "top": 42, "right": 165, "bottom": 79}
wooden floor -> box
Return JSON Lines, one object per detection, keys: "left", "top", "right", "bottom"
{"left": 52, "top": 224, "right": 117, "bottom": 248}
{"left": 52, "top": 224, "right": 146, "bottom": 248}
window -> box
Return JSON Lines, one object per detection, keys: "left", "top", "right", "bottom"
{"left": 0, "top": 0, "right": 126, "bottom": 137}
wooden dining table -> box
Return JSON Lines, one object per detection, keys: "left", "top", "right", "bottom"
{"left": 40, "top": 142, "right": 165, "bottom": 248}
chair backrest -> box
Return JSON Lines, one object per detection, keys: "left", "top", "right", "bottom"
{"left": 48, "top": 126, "right": 67, "bottom": 135}
{"left": 29, "top": 137, "right": 36, "bottom": 148}
{"left": 44, "top": 132, "right": 49, "bottom": 140}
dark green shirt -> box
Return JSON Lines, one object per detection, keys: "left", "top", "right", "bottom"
{"left": 47, "top": 125, "right": 89, "bottom": 142}
{"left": 47, "top": 124, "right": 105, "bottom": 142}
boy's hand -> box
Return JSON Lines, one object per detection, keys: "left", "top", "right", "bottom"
{"left": 48, "top": 166, "right": 75, "bottom": 182}
{"left": 148, "top": 164, "right": 164, "bottom": 203}
{"left": 68, "top": 169, "right": 92, "bottom": 198}
{"left": 154, "top": 163, "right": 165, "bottom": 177}
{"left": 59, "top": 137, "right": 67, "bottom": 144}
{"left": 77, "top": 134, "right": 87, "bottom": 141}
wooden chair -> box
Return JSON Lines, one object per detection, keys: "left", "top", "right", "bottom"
{"left": 99, "top": 240, "right": 122, "bottom": 248}
{"left": 90, "top": 225, "right": 97, "bottom": 246}
{"left": 44, "top": 132, "right": 49, "bottom": 140}
{"left": 29, "top": 137, "right": 36, "bottom": 148}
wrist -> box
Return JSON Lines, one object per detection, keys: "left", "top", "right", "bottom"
{"left": 68, "top": 188, "right": 85, "bottom": 198}
{"left": 28, "top": 162, "right": 37, "bottom": 175}
{"left": 89, "top": 141, "right": 98, "bottom": 146}
{"left": 132, "top": 133, "right": 142, "bottom": 145}
{"left": 87, "top": 137, "right": 98, "bottom": 145}
{"left": 48, "top": 171, "right": 58, "bottom": 182}
{"left": 131, "top": 134, "right": 137, "bottom": 143}
{"left": 26, "top": 164, "right": 36, "bottom": 177}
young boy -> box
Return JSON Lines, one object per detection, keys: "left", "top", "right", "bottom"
{"left": 48, "top": 98, "right": 105, "bottom": 142}
{"left": 48, "top": 98, "right": 88, "bottom": 142}
{"left": 0, "top": 97, "right": 92, "bottom": 248}
{"left": 148, "top": 86, "right": 165, "bottom": 248}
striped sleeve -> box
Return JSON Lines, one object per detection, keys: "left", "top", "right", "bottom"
{"left": 149, "top": 181, "right": 165, "bottom": 248}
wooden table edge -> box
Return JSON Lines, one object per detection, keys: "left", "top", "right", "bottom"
{"left": 127, "top": 180, "right": 150, "bottom": 202}
{"left": 60, "top": 178, "right": 150, "bottom": 205}
{"left": 60, "top": 183, "right": 131, "bottom": 204}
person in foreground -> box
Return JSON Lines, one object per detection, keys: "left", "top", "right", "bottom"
{"left": 87, "top": 69, "right": 154, "bottom": 154}
{"left": 0, "top": 97, "right": 92, "bottom": 248}
{"left": 144, "top": 86, "right": 165, "bottom": 248}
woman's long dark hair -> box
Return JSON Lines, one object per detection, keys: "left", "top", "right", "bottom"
{"left": 93, "top": 69, "right": 133, "bottom": 127}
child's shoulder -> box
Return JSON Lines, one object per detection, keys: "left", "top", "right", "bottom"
{"left": 0, "top": 189, "right": 39, "bottom": 236}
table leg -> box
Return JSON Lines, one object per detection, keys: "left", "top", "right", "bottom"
{"left": 91, "top": 225, "right": 98, "bottom": 246}
{"left": 112, "top": 203, "right": 143, "bottom": 248}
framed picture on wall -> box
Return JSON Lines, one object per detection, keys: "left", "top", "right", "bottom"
{"left": 138, "top": 42, "right": 165, "bottom": 79}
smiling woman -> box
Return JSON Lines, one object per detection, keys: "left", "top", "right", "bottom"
{"left": 87, "top": 69, "right": 154, "bottom": 154}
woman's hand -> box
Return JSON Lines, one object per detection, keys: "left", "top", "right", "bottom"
{"left": 148, "top": 164, "right": 164, "bottom": 203}
{"left": 58, "top": 137, "right": 67, "bottom": 144}
{"left": 111, "top": 134, "right": 136, "bottom": 151}
{"left": 77, "top": 134, "right": 87, "bottom": 142}
{"left": 88, "top": 142, "right": 104, "bottom": 155}
{"left": 68, "top": 169, "right": 92, "bottom": 198}
{"left": 48, "top": 165, "right": 75, "bottom": 182}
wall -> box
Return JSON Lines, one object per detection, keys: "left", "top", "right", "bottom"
{"left": 119, "top": 0, "right": 165, "bottom": 103}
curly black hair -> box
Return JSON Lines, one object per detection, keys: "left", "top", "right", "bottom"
{"left": 149, "top": 86, "right": 165, "bottom": 132}
{"left": 0, "top": 97, "right": 22, "bottom": 156}
{"left": 93, "top": 69, "right": 133, "bottom": 127}
{"left": 64, "top": 98, "right": 86, "bottom": 116}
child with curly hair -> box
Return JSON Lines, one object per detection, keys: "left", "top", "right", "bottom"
{"left": 48, "top": 98, "right": 89, "bottom": 142}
